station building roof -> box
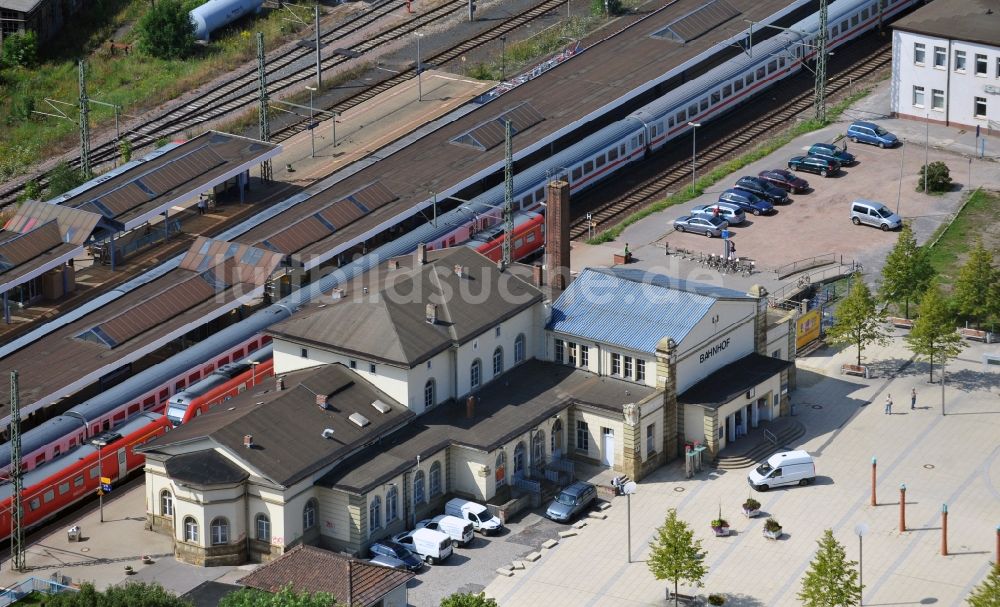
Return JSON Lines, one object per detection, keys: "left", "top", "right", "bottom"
{"left": 892, "top": 0, "right": 1000, "bottom": 47}
{"left": 678, "top": 352, "right": 792, "bottom": 409}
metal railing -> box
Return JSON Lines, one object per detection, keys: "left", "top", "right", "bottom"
{"left": 513, "top": 475, "right": 541, "bottom": 495}
{"left": 768, "top": 260, "right": 862, "bottom": 308}
{"left": 774, "top": 252, "right": 839, "bottom": 279}
{"left": 763, "top": 428, "right": 778, "bottom": 446}
{"left": 0, "top": 577, "right": 76, "bottom": 607}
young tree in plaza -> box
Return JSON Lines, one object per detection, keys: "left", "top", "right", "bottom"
{"left": 879, "top": 223, "right": 934, "bottom": 319}
{"left": 905, "top": 283, "right": 964, "bottom": 383}
{"left": 798, "top": 529, "right": 862, "bottom": 607}
{"left": 966, "top": 564, "right": 1000, "bottom": 607}
{"left": 648, "top": 508, "right": 707, "bottom": 606}
{"left": 825, "top": 274, "right": 891, "bottom": 366}
{"left": 952, "top": 239, "right": 1000, "bottom": 329}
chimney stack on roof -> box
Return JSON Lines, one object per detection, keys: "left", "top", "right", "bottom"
{"left": 316, "top": 394, "right": 329, "bottom": 409}
{"left": 243, "top": 434, "right": 254, "bottom": 449}
{"left": 454, "top": 264, "right": 468, "bottom": 278}
{"left": 532, "top": 263, "right": 544, "bottom": 287}
{"left": 425, "top": 303, "right": 438, "bottom": 324}
{"left": 466, "top": 395, "right": 476, "bottom": 419}
{"left": 276, "top": 376, "right": 285, "bottom": 391}
{"left": 331, "top": 288, "right": 345, "bottom": 299}
{"left": 388, "top": 259, "right": 399, "bottom": 270}
{"left": 415, "top": 243, "right": 427, "bottom": 266}
{"left": 544, "top": 180, "right": 571, "bottom": 291}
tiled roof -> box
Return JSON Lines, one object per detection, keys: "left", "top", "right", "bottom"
{"left": 892, "top": 0, "right": 1000, "bottom": 47}
{"left": 238, "top": 545, "right": 413, "bottom": 606}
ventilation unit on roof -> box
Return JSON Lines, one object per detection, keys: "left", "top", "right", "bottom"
{"left": 371, "top": 400, "right": 391, "bottom": 414}
{"left": 322, "top": 428, "right": 335, "bottom": 439}
{"left": 349, "top": 412, "right": 370, "bottom": 428}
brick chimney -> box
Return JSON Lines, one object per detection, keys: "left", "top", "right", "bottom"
{"left": 243, "top": 434, "right": 254, "bottom": 449}
{"left": 276, "top": 376, "right": 285, "bottom": 391}
{"left": 532, "top": 263, "right": 544, "bottom": 287}
{"left": 545, "top": 180, "right": 571, "bottom": 290}
{"left": 466, "top": 394, "right": 476, "bottom": 419}
{"left": 388, "top": 259, "right": 399, "bottom": 270}
{"left": 453, "top": 264, "right": 468, "bottom": 278}
{"left": 316, "top": 394, "right": 329, "bottom": 409}
{"left": 415, "top": 243, "right": 427, "bottom": 265}
{"left": 425, "top": 303, "right": 438, "bottom": 324}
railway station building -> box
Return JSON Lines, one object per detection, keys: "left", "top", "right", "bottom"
{"left": 140, "top": 245, "right": 796, "bottom": 564}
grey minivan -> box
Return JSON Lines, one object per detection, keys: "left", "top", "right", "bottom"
{"left": 850, "top": 199, "right": 902, "bottom": 231}
{"left": 545, "top": 481, "right": 597, "bottom": 522}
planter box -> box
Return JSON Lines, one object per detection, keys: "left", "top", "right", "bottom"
{"left": 763, "top": 528, "right": 782, "bottom": 540}
{"left": 742, "top": 508, "right": 760, "bottom": 518}
{"left": 711, "top": 526, "right": 731, "bottom": 537}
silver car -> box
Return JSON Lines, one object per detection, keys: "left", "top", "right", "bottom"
{"left": 673, "top": 214, "right": 728, "bottom": 237}
{"left": 545, "top": 481, "right": 597, "bottom": 522}
{"left": 850, "top": 199, "right": 901, "bottom": 231}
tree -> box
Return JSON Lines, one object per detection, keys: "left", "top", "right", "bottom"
{"left": 1, "top": 31, "right": 38, "bottom": 68}
{"left": 648, "top": 508, "right": 707, "bottom": 606}
{"left": 137, "top": 0, "right": 196, "bottom": 60}
{"left": 119, "top": 138, "right": 133, "bottom": 164}
{"left": 798, "top": 529, "right": 862, "bottom": 607}
{"left": 45, "top": 582, "right": 191, "bottom": 606}
{"left": 825, "top": 274, "right": 891, "bottom": 366}
{"left": 440, "top": 592, "right": 500, "bottom": 607}
{"left": 966, "top": 564, "right": 1000, "bottom": 607}
{"left": 879, "top": 223, "right": 934, "bottom": 318}
{"left": 905, "top": 283, "right": 964, "bottom": 383}
{"left": 219, "top": 585, "right": 340, "bottom": 607}
{"left": 952, "top": 239, "right": 999, "bottom": 328}
{"left": 46, "top": 161, "right": 86, "bottom": 198}
{"left": 916, "top": 161, "right": 952, "bottom": 193}
{"left": 18, "top": 179, "right": 42, "bottom": 202}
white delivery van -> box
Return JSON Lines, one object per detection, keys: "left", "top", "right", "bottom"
{"left": 416, "top": 515, "right": 474, "bottom": 546}
{"left": 445, "top": 498, "right": 504, "bottom": 535}
{"left": 747, "top": 450, "right": 815, "bottom": 491}
{"left": 392, "top": 528, "right": 454, "bottom": 564}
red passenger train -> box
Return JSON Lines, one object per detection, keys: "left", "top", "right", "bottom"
{"left": 466, "top": 211, "right": 545, "bottom": 263}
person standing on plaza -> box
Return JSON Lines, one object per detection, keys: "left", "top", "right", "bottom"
{"left": 911, "top": 388, "right": 916, "bottom": 410}
{"left": 884, "top": 394, "right": 893, "bottom": 415}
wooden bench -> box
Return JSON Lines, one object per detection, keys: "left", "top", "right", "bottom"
{"left": 958, "top": 327, "right": 989, "bottom": 342}
{"left": 841, "top": 364, "right": 870, "bottom": 378}
{"left": 613, "top": 252, "right": 633, "bottom": 265}
{"left": 889, "top": 317, "right": 914, "bottom": 329}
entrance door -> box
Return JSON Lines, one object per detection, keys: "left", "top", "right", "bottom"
{"left": 756, "top": 397, "right": 769, "bottom": 423}
{"left": 601, "top": 428, "right": 615, "bottom": 467}
{"left": 117, "top": 448, "right": 127, "bottom": 478}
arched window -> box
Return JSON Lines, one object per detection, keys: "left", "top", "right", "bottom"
{"left": 470, "top": 359, "right": 482, "bottom": 390}
{"left": 184, "top": 516, "right": 199, "bottom": 543}
{"left": 303, "top": 498, "right": 318, "bottom": 530}
{"left": 495, "top": 450, "right": 507, "bottom": 488}
{"left": 386, "top": 486, "right": 398, "bottom": 523}
{"left": 429, "top": 462, "right": 442, "bottom": 497}
{"left": 493, "top": 347, "right": 504, "bottom": 376}
{"left": 533, "top": 430, "right": 546, "bottom": 467}
{"left": 255, "top": 513, "right": 271, "bottom": 542}
{"left": 513, "top": 442, "right": 526, "bottom": 477}
{"left": 514, "top": 334, "right": 526, "bottom": 364}
{"left": 160, "top": 490, "right": 173, "bottom": 517}
{"left": 551, "top": 418, "right": 563, "bottom": 456}
{"left": 424, "top": 379, "right": 435, "bottom": 409}
{"left": 414, "top": 470, "right": 426, "bottom": 505}
{"left": 369, "top": 496, "right": 382, "bottom": 531}
{"left": 210, "top": 517, "right": 229, "bottom": 545}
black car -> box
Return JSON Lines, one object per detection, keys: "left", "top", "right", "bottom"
{"left": 369, "top": 540, "right": 423, "bottom": 571}
{"left": 734, "top": 176, "right": 790, "bottom": 204}
{"left": 718, "top": 188, "right": 774, "bottom": 216}
{"left": 788, "top": 155, "right": 840, "bottom": 177}
{"left": 757, "top": 169, "right": 809, "bottom": 194}
{"left": 807, "top": 143, "right": 856, "bottom": 166}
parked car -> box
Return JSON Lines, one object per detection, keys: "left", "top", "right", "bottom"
{"left": 673, "top": 214, "right": 729, "bottom": 237}
{"left": 757, "top": 169, "right": 809, "bottom": 194}
{"left": 847, "top": 120, "right": 898, "bottom": 148}
{"left": 747, "top": 450, "right": 816, "bottom": 491}
{"left": 415, "top": 515, "right": 474, "bottom": 547}
{"left": 850, "top": 199, "right": 902, "bottom": 231}
{"left": 717, "top": 188, "right": 774, "bottom": 216}
{"left": 545, "top": 481, "right": 598, "bottom": 522}
{"left": 807, "top": 142, "right": 856, "bottom": 166}
{"left": 445, "top": 498, "right": 504, "bottom": 535}
{"left": 392, "top": 528, "right": 454, "bottom": 564}
{"left": 690, "top": 203, "right": 745, "bottom": 225}
{"left": 788, "top": 155, "right": 840, "bottom": 177}
{"left": 368, "top": 554, "right": 410, "bottom": 570}
{"left": 369, "top": 540, "right": 424, "bottom": 571}
{"left": 734, "top": 176, "right": 790, "bottom": 204}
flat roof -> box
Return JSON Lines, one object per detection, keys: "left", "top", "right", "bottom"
{"left": 892, "top": 0, "right": 1000, "bottom": 47}
{"left": 678, "top": 352, "right": 791, "bottom": 409}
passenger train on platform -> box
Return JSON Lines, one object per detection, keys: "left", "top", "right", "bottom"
{"left": 0, "top": 0, "right": 919, "bottom": 540}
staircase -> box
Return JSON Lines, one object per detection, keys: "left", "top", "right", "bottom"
{"left": 713, "top": 418, "right": 806, "bottom": 470}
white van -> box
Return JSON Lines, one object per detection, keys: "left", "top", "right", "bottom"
{"left": 445, "top": 498, "right": 504, "bottom": 535}
{"left": 416, "top": 515, "right": 474, "bottom": 546}
{"left": 747, "top": 450, "right": 816, "bottom": 491}
{"left": 392, "top": 528, "right": 454, "bottom": 564}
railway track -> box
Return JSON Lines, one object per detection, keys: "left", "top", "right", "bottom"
{"left": 568, "top": 43, "right": 894, "bottom": 241}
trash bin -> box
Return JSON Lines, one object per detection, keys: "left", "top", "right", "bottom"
{"left": 67, "top": 525, "right": 80, "bottom": 542}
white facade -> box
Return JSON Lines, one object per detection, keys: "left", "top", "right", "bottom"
{"left": 892, "top": 29, "right": 1000, "bottom": 129}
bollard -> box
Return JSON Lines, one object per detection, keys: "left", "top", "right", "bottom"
{"left": 871, "top": 457, "right": 877, "bottom": 506}
{"left": 941, "top": 504, "right": 948, "bottom": 556}
{"left": 899, "top": 483, "right": 906, "bottom": 532}
{"left": 995, "top": 525, "right": 999, "bottom": 566}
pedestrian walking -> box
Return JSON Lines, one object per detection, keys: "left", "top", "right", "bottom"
{"left": 911, "top": 388, "right": 916, "bottom": 410}
{"left": 884, "top": 394, "right": 893, "bottom": 415}
{"left": 197, "top": 198, "right": 206, "bottom": 215}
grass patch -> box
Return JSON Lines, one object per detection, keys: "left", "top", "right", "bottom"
{"left": 925, "top": 188, "right": 1000, "bottom": 287}
{"left": 586, "top": 89, "right": 872, "bottom": 244}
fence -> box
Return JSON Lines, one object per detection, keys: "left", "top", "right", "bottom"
{"left": 0, "top": 576, "right": 76, "bottom": 607}
{"left": 773, "top": 252, "right": 839, "bottom": 279}
{"left": 544, "top": 458, "right": 575, "bottom": 484}
{"left": 768, "top": 260, "right": 861, "bottom": 308}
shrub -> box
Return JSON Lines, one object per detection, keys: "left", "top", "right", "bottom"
{"left": 590, "top": 0, "right": 622, "bottom": 15}
{"left": 916, "top": 161, "right": 952, "bottom": 193}
{"left": 708, "top": 594, "right": 727, "bottom": 606}
{"left": 764, "top": 518, "right": 782, "bottom": 532}
{"left": 742, "top": 497, "right": 760, "bottom": 511}
{"left": 47, "top": 162, "right": 86, "bottom": 198}
{"left": 19, "top": 179, "right": 42, "bottom": 202}
{"left": 137, "top": 0, "right": 196, "bottom": 60}
{"left": 1, "top": 31, "right": 38, "bottom": 69}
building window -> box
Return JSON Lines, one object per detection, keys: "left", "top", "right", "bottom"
{"left": 912, "top": 85, "right": 924, "bottom": 107}
{"left": 974, "top": 97, "right": 987, "bottom": 118}
{"left": 386, "top": 486, "right": 398, "bottom": 523}
{"left": 513, "top": 442, "right": 526, "bottom": 477}
{"left": 975, "top": 54, "right": 987, "bottom": 76}
{"left": 369, "top": 363, "right": 376, "bottom": 374}
{"left": 551, "top": 418, "right": 562, "bottom": 454}
{"left": 933, "top": 46, "right": 946, "bottom": 68}
{"left": 184, "top": 517, "right": 199, "bottom": 543}
{"left": 567, "top": 342, "right": 577, "bottom": 366}
{"left": 913, "top": 42, "right": 925, "bottom": 64}
{"left": 493, "top": 347, "right": 504, "bottom": 375}
{"left": 932, "top": 89, "right": 945, "bottom": 111}
{"left": 256, "top": 514, "right": 271, "bottom": 542}
{"left": 646, "top": 424, "right": 655, "bottom": 457}
{"left": 349, "top": 360, "right": 356, "bottom": 369}
{"left": 554, "top": 339, "right": 564, "bottom": 363}
{"left": 210, "top": 517, "right": 229, "bottom": 545}
{"left": 514, "top": 334, "right": 525, "bottom": 364}
{"left": 772, "top": 348, "right": 782, "bottom": 359}
{"left": 300, "top": 348, "right": 308, "bottom": 358}
{"left": 414, "top": 470, "right": 426, "bottom": 504}
{"left": 532, "top": 430, "right": 545, "bottom": 466}
{"left": 495, "top": 326, "right": 501, "bottom": 337}
{"left": 611, "top": 353, "right": 621, "bottom": 376}
{"left": 424, "top": 379, "right": 435, "bottom": 409}
{"left": 580, "top": 345, "right": 589, "bottom": 368}
{"left": 429, "top": 461, "right": 442, "bottom": 496}
{"left": 160, "top": 491, "right": 173, "bottom": 517}
{"left": 470, "top": 359, "right": 482, "bottom": 389}
{"left": 576, "top": 420, "right": 589, "bottom": 452}
{"left": 369, "top": 496, "right": 382, "bottom": 531}
{"left": 303, "top": 499, "right": 318, "bottom": 530}
{"left": 997, "top": 57, "right": 1000, "bottom": 78}
{"left": 954, "top": 50, "right": 966, "bottom": 72}
{"left": 624, "top": 356, "right": 633, "bottom": 378}
{"left": 636, "top": 359, "right": 646, "bottom": 382}
{"left": 495, "top": 451, "right": 507, "bottom": 487}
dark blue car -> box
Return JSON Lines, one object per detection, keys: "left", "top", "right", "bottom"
{"left": 369, "top": 540, "right": 423, "bottom": 571}
{"left": 734, "top": 176, "right": 790, "bottom": 204}
{"left": 808, "top": 143, "right": 856, "bottom": 166}
{"left": 718, "top": 188, "right": 774, "bottom": 216}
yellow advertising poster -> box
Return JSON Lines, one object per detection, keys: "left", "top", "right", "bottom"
{"left": 796, "top": 309, "right": 821, "bottom": 350}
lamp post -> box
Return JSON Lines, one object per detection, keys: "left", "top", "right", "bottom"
{"left": 899, "top": 483, "right": 906, "bottom": 532}
{"left": 500, "top": 36, "right": 507, "bottom": 81}
{"left": 924, "top": 113, "right": 929, "bottom": 194}
{"left": 854, "top": 522, "right": 868, "bottom": 605}
{"left": 249, "top": 360, "right": 260, "bottom": 388}
{"left": 305, "top": 86, "right": 317, "bottom": 158}
{"left": 895, "top": 141, "right": 903, "bottom": 214}
{"left": 687, "top": 122, "right": 701, "bottom": 193}
{"left": 332, "top": 110, "right": 339, "bottom": 148}
{"left": 415, "top": 33, "right": 424, "bottom": 102}
{"left": 96, "top": 439, "right": 107, "bottom": 523}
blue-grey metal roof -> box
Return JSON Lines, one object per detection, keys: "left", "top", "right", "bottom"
{"left": 548, "top": 268, "right": 749, "bottom": 353}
